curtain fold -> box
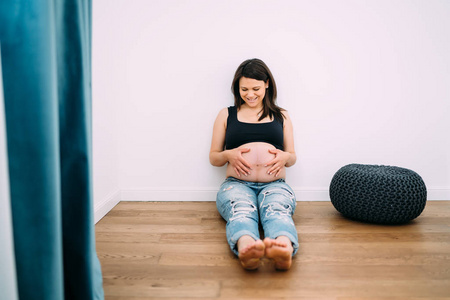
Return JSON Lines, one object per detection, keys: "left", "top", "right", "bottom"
{"left": 0, "top": 1, "right": 104, "bottom": 299}
{"left": 0, "top": 45, "right": 19, "bottom": 300}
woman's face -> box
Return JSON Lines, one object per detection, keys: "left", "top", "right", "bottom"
{"left": 239, "top": 77, "right": 268, "bottom": 109}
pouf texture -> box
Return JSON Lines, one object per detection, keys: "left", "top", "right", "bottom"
{"left": 329, "top": 164, "right": 427, "bottom": 224}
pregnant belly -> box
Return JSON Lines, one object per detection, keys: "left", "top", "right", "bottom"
{"left": 226, "top": 142, "right": 286, "bottom": 182}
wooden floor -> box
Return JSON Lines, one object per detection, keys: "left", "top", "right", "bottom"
{"left": 95, "top": 201, "right": 450, "bottom": 299}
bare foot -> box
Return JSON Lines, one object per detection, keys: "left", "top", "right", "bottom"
{"left": 237, "top": 236, "right": 265, "bottom": 270}
{"left": 264, "top": 236, "right": 293, "bottom": 270}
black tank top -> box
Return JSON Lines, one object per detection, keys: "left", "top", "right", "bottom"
{"left": 225, "top": 106, "right": 284, "bottom": 150}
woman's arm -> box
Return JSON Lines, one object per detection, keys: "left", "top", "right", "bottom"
{"left": 209, "top": 108, "right": 252, "bottom": 176}
{"left": 266, "top": 110, "right": 297, "bottom": 176}
{"left": 209, "top": 108, "right": 229, "bottom": 167}
{"left": 281, "top": 110, "right": 297, "bottom": 167}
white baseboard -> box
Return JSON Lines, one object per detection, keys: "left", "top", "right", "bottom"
{"left": 120, "top": 187, "right": 339, "bottom": 202}
{"left": 120, "top": 188, "right": 218, "bottom": 202}
{"left": 119, "top": 187, "right": 450, "bottom": 202}
{"left": 94, "top": 189, "right": 121, "bottom": 223}
{"left": 427, "top": 187, "right": 450, "bottom": 201}
{"left": 94, "top": 187, "right": 450, "bottom": 222}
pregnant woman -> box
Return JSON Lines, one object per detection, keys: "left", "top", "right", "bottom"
{"left": 209, "top": 58, "right": 298, "bottom": 270}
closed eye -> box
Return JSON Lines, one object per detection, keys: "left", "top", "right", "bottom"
{"left": 241, "top": 88, "right": 261, "bottom": 91}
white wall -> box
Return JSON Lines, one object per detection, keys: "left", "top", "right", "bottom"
{"left": 93, "top": 0, "right": 450, "bottom": 220}
{"left": 92, "top": 6, "right": 122, "bottom": 221}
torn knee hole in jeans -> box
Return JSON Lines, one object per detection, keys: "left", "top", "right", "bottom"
{"left": 259, "top": 188, "right": 295, "bottom": 209}
{"left": 229, "top": 198, "right": 256, "bottom": 221}
{"left": 263, "top": 202, "right": 293, "bottom": 218}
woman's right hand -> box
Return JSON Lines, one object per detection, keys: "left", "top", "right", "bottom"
{"left": 227, "top": 148, "right": 252, "bottom": 177}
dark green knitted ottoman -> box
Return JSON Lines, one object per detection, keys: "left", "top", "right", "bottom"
{"left": 329, "top": 164, "right": 427, "bottom": 224}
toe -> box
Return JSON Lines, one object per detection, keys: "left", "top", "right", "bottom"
{"left": 263, "top": 237, "right": 273, "bottom": 248}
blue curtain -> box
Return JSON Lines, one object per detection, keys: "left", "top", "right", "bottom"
{"left": 0, "top": 1, "right": 104, "bottom": 299}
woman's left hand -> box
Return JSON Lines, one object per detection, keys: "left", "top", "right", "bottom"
{"left": 265, "top": 149, "right": 290, "bottom": 177}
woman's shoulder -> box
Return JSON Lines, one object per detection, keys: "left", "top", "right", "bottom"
{"left": 216, "top": 107, "right": 229, "bottom": 121}
{"left": 219, "top": 106, "right": 237, "bottom": 115}
{"left": 280, "top": 109, "right": 293, "bottom": 128}
{"left": 281, "top": 109, "right": 290, "bottom": 118}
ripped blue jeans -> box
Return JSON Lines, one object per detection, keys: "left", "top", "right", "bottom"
{"left": 216, "top": 177, "right": 298, "bottom": 256}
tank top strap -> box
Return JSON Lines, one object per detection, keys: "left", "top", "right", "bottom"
{"left": 227, "top": 106, "right": 237, "bottom": 121}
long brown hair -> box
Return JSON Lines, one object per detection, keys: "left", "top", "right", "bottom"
{"left": 231, "top": 58, "right": 285, "bottom": 122}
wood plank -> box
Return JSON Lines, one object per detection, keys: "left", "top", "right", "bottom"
{"left": 99, "top": 263, "right": 450, "bottom": 281}
{"left": 95, "top": 224, "right": 226, "bottom": 234}
{"left": 97, "top": 242, "right": 231, "bottom": 256}
{"left": 97, "top": 215, "right": 202, "bottom": 226}
{"left": 295, "top": 242, "right": 450, "bottom": 265}
{"left": 299, "top": 232, "right": 450, "bottom": 243}
{"left": 297, "top": 223, "right": 450, "bottom": 234}
{"left": 95, "top": 232, "right": 161, "bottom": 243}
{"left": 159, "top": 233, "right": 227, "bottom": 244}
{"left": 220, "top": 278, "right": 450, "bottom": 298}
{"left": 103, "top": 279, "right": 220, "bottom": 298}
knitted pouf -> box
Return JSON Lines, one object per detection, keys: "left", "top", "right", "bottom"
{"left": 329, "top": 164, "right": 427, "bottom": 224}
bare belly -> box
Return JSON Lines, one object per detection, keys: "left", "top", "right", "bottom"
{"left": 226, "top": 142, "right": 286, "bottom": 182}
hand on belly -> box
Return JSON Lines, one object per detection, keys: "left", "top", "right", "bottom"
{"left": 227, "top": 142, "right": 286, "bottom": 182}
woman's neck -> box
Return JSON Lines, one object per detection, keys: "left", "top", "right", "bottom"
{"left": 241, "top": 103, "right": 263, "bottom": 114}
